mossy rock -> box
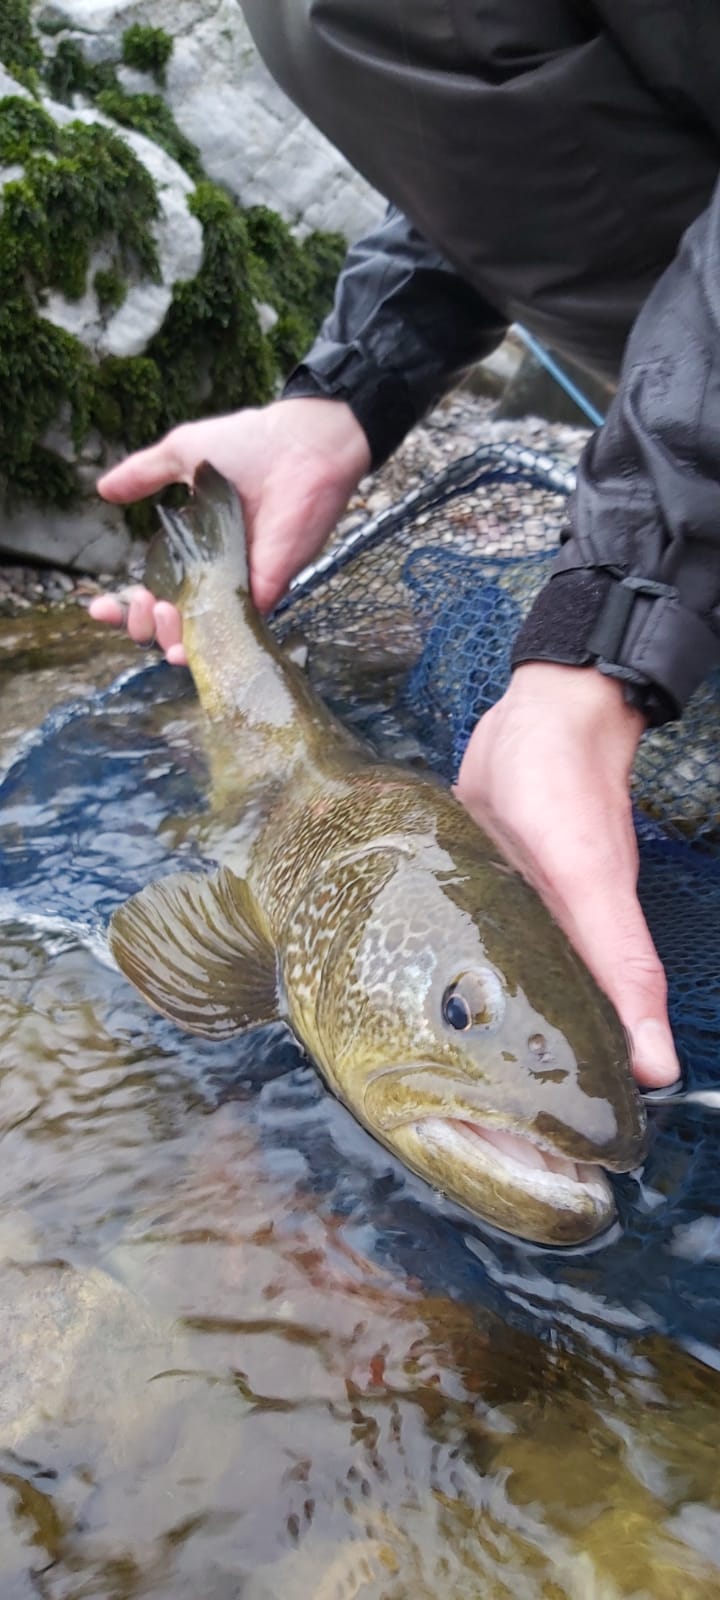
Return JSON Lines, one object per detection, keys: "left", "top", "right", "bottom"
{"left": 0, "top": 0, "right": 41, "bottom": 91}
{"left": 42, "top": 39, "right": 117, "bottom": 105}
{"left": 121, "top": 25, "right": 173, "bottom": 86}
{"left": 95, "top": 88, "right": 204, "bottom": 182}
{"left": 0, "top": 18, "right": 347, "bottom": 542}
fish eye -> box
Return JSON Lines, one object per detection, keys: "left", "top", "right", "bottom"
{"left": 528, "top": 1032, "right": 547, "bottom": 1056}
{"left": 442, "top": 990, "right": 473, "bottom": 1031}
{"left": 441, "top": 971, "right": 504, "bottom": 1032}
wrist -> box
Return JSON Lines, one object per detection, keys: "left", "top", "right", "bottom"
{"left": 507, "top": 662, "right": 646, "bottom": 769}
{"left": 276, "top": 394, "right": 371, "bottom": 482}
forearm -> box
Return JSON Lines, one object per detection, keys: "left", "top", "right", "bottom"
{"left": 513, "top": 177, "right": 720, "bottom": 723}
{"left": 283, "top": 206, "right": 507, "bottom": 468}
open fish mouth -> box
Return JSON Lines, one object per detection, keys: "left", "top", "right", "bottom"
{"left": 405, "top": 1116, "right": 614, "bottom": 1213}
{"left": 382, "top": 1110, "right": 618, "bottom": 1242}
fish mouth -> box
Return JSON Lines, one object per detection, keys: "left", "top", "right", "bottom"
{"left": 382, "top": 1114, "right": 617, "bottom": 1242}
{"left": 417, "top": 1117, "right": 614, "bottom": 1210}
{"left": 363, "top": 1068, "right": 634, "bottom": 1239}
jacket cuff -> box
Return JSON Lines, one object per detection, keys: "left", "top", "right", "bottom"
{"left": 282, "top": 354, "right": 418, "bottom": 471}
{"left": 511, "top": 567, "right": 720, "bottom": 724}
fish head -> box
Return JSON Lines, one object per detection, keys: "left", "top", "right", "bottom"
{"left": 314, "top": 834, "right": 646, "bottom": 1246}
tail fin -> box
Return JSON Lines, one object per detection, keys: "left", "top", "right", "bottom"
{"left": 144, "top": 462, "right": 249, "bottom": 604}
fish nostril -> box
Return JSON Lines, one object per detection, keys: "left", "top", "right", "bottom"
{"left": 527, "top": 1033, "right": 567, "bottom": 1082}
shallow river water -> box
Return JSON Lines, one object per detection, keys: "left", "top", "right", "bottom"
{"left": 1, "top": 609, "right": 720, "bottom": 1600}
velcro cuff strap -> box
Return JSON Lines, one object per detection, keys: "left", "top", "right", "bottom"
{"left": 511, "top": 569, "right": 615, "bottom": 667}
{"left": 512, "top": 569, "right": 720, "bottom": 721}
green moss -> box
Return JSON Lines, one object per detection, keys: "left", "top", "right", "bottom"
{"left": 0, "top": 291, "right": 92, "bottom": 510}
{"left": 246, "top": 207, "right": 345, "bottom": 372}
{"left": 95, "top": 88, "right": 203, "bottom": 181}
{"left": 269, "top": 309, "right": 313, "bottom": 372}
{"left": 147, "top": 181, "right": 276, "bottom": 428}
{"left": 43, "top": 39, "right": 116, "bottom": 104}
{"left": 0, "top": 15, "right": 346, "bottom": 525}
{"left": 301, "top": 229, "right": 346, "bottom": 326}
{"left": 0, "top": 98, "right": 159, "bottom": 512}
{"left": 43, "top": 38, "right": 200, "bottom": 180}
{"left": 121, "top": 25, "right": 173, "bottom": 86}
{"left": 0, "top": 117, "right": 159, "bottom": 300}
{"left": 0, "top": 97, "right": 57, "bottom": 163}
{"left": 94, "top": 265, "right": 127, "bottom": 313}
{"left": 90, "top": 356, "right": 163, "bottom": 449}
{"left": 0, "top": 0, "right": 42, "bottom": 88}
{"left": 9, "top": 444, "right": 80, "bottom": 510}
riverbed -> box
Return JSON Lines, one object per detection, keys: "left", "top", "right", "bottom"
{"left": 0, "top": 596, "right": 719, "bottom": 1599}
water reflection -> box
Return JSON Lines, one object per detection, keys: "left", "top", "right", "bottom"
{"left": 0, "top": 615, "right": 719, "bottom": 1597}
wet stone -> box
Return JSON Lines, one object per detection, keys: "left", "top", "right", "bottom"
{"left": 0, "top": 1253, "right": 173, "bottom": 1454}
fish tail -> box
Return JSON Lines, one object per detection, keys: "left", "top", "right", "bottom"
{"left": 145, "top": 462, "right": 249, "bottom": 603}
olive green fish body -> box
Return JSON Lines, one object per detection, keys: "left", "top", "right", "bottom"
{"left": 110, "top": 466, "right": 646, "bottom": 1246}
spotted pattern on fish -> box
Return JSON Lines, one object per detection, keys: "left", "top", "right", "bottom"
{"left": 110, "top": 465, "right": 647, "bottom": 1246}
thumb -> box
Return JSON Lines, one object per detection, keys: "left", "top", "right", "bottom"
{"left": 97, "top": 436, "right": 188, "bottom": 503}
{"left": 557, "top": 866, "right": 680, "bottom": 1090}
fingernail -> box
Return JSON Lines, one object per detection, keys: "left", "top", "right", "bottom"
{"left": 632, "top": 1018, "right": 681, "bottom": 1088}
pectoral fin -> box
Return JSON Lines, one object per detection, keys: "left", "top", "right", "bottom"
{"left": 109, "top": 867, "right": 279, "bottom": 1037}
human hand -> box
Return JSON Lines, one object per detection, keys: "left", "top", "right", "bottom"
{"left": 455, "top": 662, "right": 680, "bottom": 1090}
{"left": 89, "top": 398, "right": 371, "bottom": 663}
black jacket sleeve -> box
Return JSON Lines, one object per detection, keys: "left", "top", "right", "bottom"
{"left": 282, "top": 205, "right": 507, "bottom": 469}
{"left": 512, "top": 178, "right": 720, "bottom": 724}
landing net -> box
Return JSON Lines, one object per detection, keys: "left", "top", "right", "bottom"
{"left": 277, "top": 441, "right": 720, "bottom": 1088}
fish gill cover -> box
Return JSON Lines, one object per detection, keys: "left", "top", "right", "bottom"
{"left": 1, "top": 440, "right": 720, "bottom": 1351}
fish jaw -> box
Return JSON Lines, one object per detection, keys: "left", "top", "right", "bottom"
{"left": 375, "top": 1112, "right": 620, "bottom": 1246}
{"left": 362, "top": 1058, "right": 647, "bottom": 1177}
{"left": 357, "top": 1051, "right": 646, "bottom": 1244}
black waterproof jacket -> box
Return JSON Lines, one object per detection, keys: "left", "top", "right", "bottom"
{"left": 241, "top": 1, "right": 720, "bottom": 723}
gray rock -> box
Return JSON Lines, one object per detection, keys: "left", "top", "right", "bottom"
{"left": 1, "top": 60, "right": 205, "bottom": 572}
{"left": 0, "top": 499, "right": 131, "bottom": 574}
{"left": 0, "top": 1239, "right": 171, "bottom": 1452}
{"left": 4, "top": 8, "right": 383, "bottom": 575}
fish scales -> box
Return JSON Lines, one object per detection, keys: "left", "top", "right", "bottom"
{"left": 108, "top": 464, "right": 646, "bottom": 1246}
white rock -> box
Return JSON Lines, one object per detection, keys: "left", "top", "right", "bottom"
{"left": 166, "top": 0, "right": 382, "bottom": 238}
{"left": 37, "top": 99, "right": 203, "bottom": 357}
{"left": 32, "top": 0, "right": 384, "bottom": 238}
{"left": 0, "top": 78, "right": 203, "bottom": 570}
{"left": 115, "top": 63, "right": 156, "bottom": 93}
{"left": 35, "top": 0, "right": 215, "bottom": 33}
{"left": 256, "top": 300, "right": 278, "bottom": 335}
{"left": 0, "top": 63, "right": 31, "bottom": 97}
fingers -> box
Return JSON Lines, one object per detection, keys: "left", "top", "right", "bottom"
{"left": 89, "top": 584, "right": 154, "bottom": 642}
{"left": 87, "top": 594, "right": 127, "bottom": 629}
{"left": 89, "top": 588, "right": 187, "bottom": 665}
{"left": 154, "top": 602, "right": 187, "bottom": 666}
